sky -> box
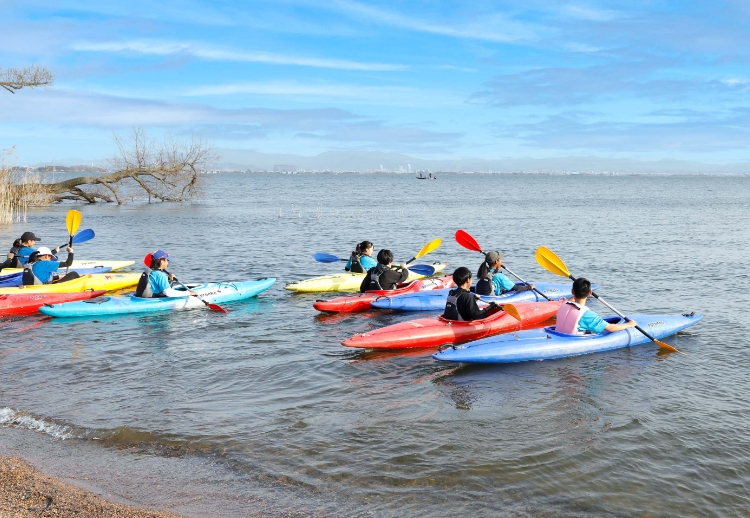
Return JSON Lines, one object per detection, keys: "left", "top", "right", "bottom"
{"left": 2, "top": 0, "right": 750, "bottom": 164}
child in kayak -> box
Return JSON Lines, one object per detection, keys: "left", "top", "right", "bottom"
{"left": 0, "top": 232, "right": 60, "bottom": 270}
{"left": 475, "top": 251, "right": 535, "bottom": 296}
{"left": 345, "top": 240, "right": 377, "bottom": 273}
{"left": 359, "top": 249, "right": 409, "bottom": 292}
{"left": 135, "top": 250, "right": 197, "bottom": 298}
{"left": 444, "top": 267, "right": 499, "bottom": 321}
{"left": 557, "top": 278, "right": 637, "bottom": 334}
{"left": 21, "top": 246, "right": 78, "bottom": 285}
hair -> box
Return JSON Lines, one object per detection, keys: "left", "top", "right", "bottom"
{"left": 12, "top": 238, "right": 23, "bottom": 248}
{"left": 355, "top": 240, "right": 373, "bottom": 255}
{"left": 572, "top": 277, "right": 592, "bottom": 299}
{"left": 477, "top": 261, "right": 491, "bottom": 281}
{"left": 453, "top": 266, "right": 472, "bottom": 286}
{"left": 376, "top": 249, "right": 393, "bottom": 265}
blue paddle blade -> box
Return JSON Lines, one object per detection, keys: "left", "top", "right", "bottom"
{"left": 72, "top": 228, "right": 95, "bottom": 244}
{"left": 314, "top": 252, "right": 343, "bottom": 263}
{"left": 409, "top": 264, "right": 436, "bottom": 276}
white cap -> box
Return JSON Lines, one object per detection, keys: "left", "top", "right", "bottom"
{"left": 36, "top": 247, "right": 53, "bottom": 256}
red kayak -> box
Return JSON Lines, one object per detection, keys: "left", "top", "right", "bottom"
{"left": 313, "top": 275, "right": 455, "bottom": 313}
{"left": 0, "top": 290, "right": 107, "bottom": 317}
{"left": 342, "top": 299, "right": 564, "bottom": 349}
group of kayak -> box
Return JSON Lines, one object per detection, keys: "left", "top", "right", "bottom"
{"left": 0, "top": 227, "right": 276, "bottom": 317}
{"left": 301, "top": 231, "right": 702, "bottom": 364}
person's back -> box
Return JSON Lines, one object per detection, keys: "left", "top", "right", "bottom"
{"left": 475, "top": 251, "right": 534, "bottom": 296}
{"left": 22, "top": 246, "right": 77, "bottom": 285}
{"left": 359, "top": 249, "right": 409, "bottom": 292}
{"left": 443, "top": 267, "right": 496, "bottom": 321}
{"left": 346, "top": 240, "right": 377, "bottom": 274}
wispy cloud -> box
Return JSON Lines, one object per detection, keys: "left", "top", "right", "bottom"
{"left": 71, "top": 40, "right": 408, "bottom": 71}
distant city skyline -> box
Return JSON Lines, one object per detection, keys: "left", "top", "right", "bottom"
{"left": 2, "top": 1, "right": 750, "bottom": 165}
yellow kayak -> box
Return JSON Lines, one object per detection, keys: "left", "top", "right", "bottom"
{"left": 0, "top": 260, "right": 134, "bottom": 275}
{"left": 0, "top": 272, "right": 141, "bottom": 295}
{"left": 285, "top": 263, "right": 447, "bottom": 293}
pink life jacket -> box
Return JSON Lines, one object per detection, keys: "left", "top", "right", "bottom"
{"left": 555, "top": 301, "right": 589, "bottom": 335}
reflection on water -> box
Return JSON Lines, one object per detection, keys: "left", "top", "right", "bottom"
{"left": 0, "top": 173, "right": 748, "bottom": 516}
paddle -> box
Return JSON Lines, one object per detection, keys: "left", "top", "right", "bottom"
{"left": 141, "top": 253, "right": 227, "bottom": 313}
{"left": 64, "top": 210, "right": 82, "bottom": 274}
{"left": 314, "top": 238, "right": 442, "bottom": 276}
{"left": 535, "top": 246, "right": 683, "bottom": 354}
{"left": 455, "top": 229, "right": 551, "bottom": 301}
{"left": 497, "top": 302, "right": 522, "bottom": 321}
{"left": 314, "top": 252, "right": 346, "bottom": 263}
{"left": 58, "top": 228, "right": 95, "bottom": 249}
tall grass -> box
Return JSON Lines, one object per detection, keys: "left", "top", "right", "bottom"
{"left": 0, "top": 149, "right": 51, "bottom": 225}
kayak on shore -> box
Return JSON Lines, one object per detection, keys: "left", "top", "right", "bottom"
{"left": 0, "top": 290, "right": 108, "bottom": 316}
{"left": 0, "top": 273, "right": 141, "bottom": 295}
{"left": 0, "top": 260, "right": 134, "bottom": 276}
{"left": 370, "top": 282, "right": 583, "bottom": 312}
{"left": 285, "top": 262, "right": 447, "bottom": 293}
{"left": 342, "top": 300, "right": 563, "bottom": 349}
{"left": 313, "top": 275, "right": 455, "bottom": 313}
{"left": 40, "top": 278, "right": 276, "bottom": 317}
{"left": 432, "top": 313, "right": 703, "bottom": 364}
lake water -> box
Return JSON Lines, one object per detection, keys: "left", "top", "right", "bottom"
{"left": 0, "top": 172, "right": 748, "bottom": 516}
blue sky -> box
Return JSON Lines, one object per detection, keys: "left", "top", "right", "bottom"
{"left": 2, "top": 0, "right": 750, "bottom": 163}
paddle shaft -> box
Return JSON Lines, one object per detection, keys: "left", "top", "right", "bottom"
{"left": 172, "top": 277, "right": 225, "bottom": 312}
{"left": 499, "top": 265, "right": 551, "bottom": 301}
{"left": 566, "top": 274, "right": 662, "bottom": 344}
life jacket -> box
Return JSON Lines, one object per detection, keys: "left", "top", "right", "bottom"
{"left": 475, "top": 269, "right": 506, "bottom": 296}
{"left": 443, "top": 289, "right": 464, "bottom": 321}
{"left": 364, "top": 264, "right": 386, "bottom": 291}
{"left": 555, "top": 301, "right": 589, "bottom": 335}
{"left": 347, "top": 252, "right": 365, "bottom": 274}
{"left": 135, "top": 269, "right": 169, "bottom": 298}
{"left": 22, "top": 261, "right": 59, "bottom": 285}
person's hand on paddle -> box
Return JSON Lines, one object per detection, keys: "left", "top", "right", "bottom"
{"left": 168, "top": 273, "right": 175, "bottom": 282}
{"left": 622, "top": 319, "right": 638, "bottom": 329}
{"left": 54, "top": 246, "right": 61, "bottom": 254}
{"left": 66, "top": 246, "right": 73, "bottom": 253}
{"left": 399, "top": 263, "right": 408, "bottom": 270}
{"left": 6, "top": 253, "right": 13, "bottom": 259}
{"left": 189, "top": 291, "right": 198, "bottom": 297}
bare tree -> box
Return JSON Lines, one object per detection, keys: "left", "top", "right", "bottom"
{"left": 47, "top": 127, "right": 217, "bottom": 204}
{"left": 0, "top": 65, "right": 53, "bottom": 94}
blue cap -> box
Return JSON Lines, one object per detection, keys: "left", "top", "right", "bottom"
{"left": 152, "top": 250, "right": 169, "bottom": 261}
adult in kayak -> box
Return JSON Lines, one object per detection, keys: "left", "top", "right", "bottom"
{"left": 135, "top": 250, "right": 197, "bottom": 298}
{"left": 558, "top": 278, "right": 637, "bottom": 334}
{"left": 0, "top": 232, "right": 60, "bottom": 270}
{"left": 359, "top": 249, "right": 409, "bottom": 292}
{"left": 345, "top": 240, "right": 376, "bottom": 273}
{"left": 21, "top": 246, "right": 78, "bottom": 285}
{"left": 475, "top": 251, "right": 535, "bottom": 296}
{"left": 444, "top": 267, "right": 499, "bottom": 321}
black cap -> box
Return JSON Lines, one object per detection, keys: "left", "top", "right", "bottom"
{"left": 20, "top": 232, "right": 40, "bottom": 242}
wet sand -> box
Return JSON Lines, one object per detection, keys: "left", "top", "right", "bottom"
{"left": 0, "top": 456, "right": 180, "bottom": 518}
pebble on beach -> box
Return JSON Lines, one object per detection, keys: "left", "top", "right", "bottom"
{"left": 0, "top": 456, "right": 181, "bottom": 518}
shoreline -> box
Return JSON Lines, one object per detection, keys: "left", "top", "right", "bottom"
{"left": 0, "top": 456, "right": 180, "bottom": 518}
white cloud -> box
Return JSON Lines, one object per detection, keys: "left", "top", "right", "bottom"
{"left": 70, "top": 40, "right": 408, "bottom": 71}
{"left": 561, "top": 5, "right": 622, "bottom": 22}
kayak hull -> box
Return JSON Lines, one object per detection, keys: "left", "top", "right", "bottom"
{"left": 40, "top": 278, "right": 276, "bottom": 317}
{"left": 370, "top": 282, "right": 580, "bottom": 312}
{"left": 432, "top": 313, "right": 703, "bottom": 363}
{"left": 285, "top": 263, "right": 447, "bottom": 293}
{"left": 0, "top": 266, "right": 115, "bottom": 287}
{"left": 0, "top": 291, "right": 108, "bottom": 316}
{"left": 0, "top": 260, "right": 134, "bottom": 275}
{"left": 0, "top": 273, "right": 141, "bottom": 295}
{"left": 313, "top": 275, "right": 455, "bottom": 313}
{"left": 342, "top": 300, "right": 564, "bottom": 349}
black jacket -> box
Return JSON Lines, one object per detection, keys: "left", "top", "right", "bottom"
{"left": 360, "top": 264, "right": 409, "bottom": 292}
{"left": 443, "top": 287, "right": 493, "bottom": 321}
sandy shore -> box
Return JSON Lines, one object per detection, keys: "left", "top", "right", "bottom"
{"left": 0, "top": 456, "right": 181, "bottom": 518}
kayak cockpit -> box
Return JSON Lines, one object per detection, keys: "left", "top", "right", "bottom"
{"left": 544, "top": 316, "right": 624, "bottom": 338}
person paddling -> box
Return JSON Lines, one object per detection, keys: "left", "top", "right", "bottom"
{"left": 345, "top": 240, "right": 377, "bottom": 274}
{"left": 475, "top": 251, "right": 535, "bottom": 296}
{"left": 0, "top": 232, "right": 60, "bottom": 271}
{"left": 135, "top": 250, "right": 196, "bottom": 298}
{"left": 359, "top": 249, "right": 409, "bottom": 292}
{"left": 21, "top": 246, "right": 77, "bottom": 285}
{"left": 556, "top": 277, "right": 637, "bottom": 334}
{"left": 443, "top": 267, "right": 499, "bottom": 321}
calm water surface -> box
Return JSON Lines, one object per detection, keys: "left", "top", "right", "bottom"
{"left": 0, "top": 173, "right": 748, "bottom": 516}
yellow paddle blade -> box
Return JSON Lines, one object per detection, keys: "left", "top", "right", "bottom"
{"left": 535, "top": 246, "right": 571, "bottom": 278}
{"left": 66, "top": 209, "right": 82, "bottom": 236}
{"left": 415, "top": 238, "right": 442, "bottom": 259}
{"left": 502, "top": 303, "right": 522, "bottom": 321}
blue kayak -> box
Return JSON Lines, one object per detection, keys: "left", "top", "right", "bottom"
{"left": 40, "top": 278, "right": 276, "bottom": 317}
{"left": 0, "top": 266, "right": 114, "bottom": 287}
{"left": 371, "top": 282, "right": 586, "bottom": 312}
{"left": 432, "top": 313, "right": 702, "bottom": 364}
